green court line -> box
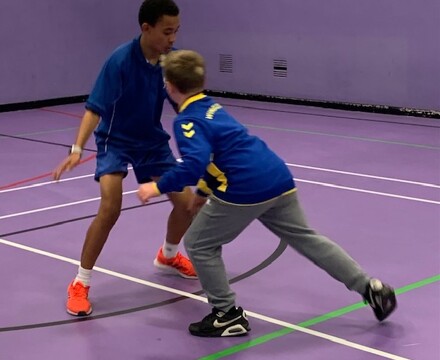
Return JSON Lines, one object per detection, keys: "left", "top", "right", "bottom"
{"left": 198, "top": 274, "right": 440, "bottom": 360}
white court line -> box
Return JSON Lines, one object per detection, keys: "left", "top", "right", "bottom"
{"left": 0, "top": 237, "right": 409, "bottom": 360}
{"left": 0, "top": 167, "right": 135, "bottom": 194}
{"left": 2, "top": 162, "right": 438, "bottom": 194}
{"left": 295, "top": 179, "right": 440, "bottom": 205}
{"left": 0, "top": 165, "right": 134, "bottom": 194}
{"left": 0, "top": 190, "right": 136, "bottom": 220}
{"left": 0, "top": 174, "right": 95, "bottom": 194}
{"left": 287, "top": 163, "right": 440, "bottom": 188}
{"left": 1, "top": 178, "right": 438, "bottom": 221}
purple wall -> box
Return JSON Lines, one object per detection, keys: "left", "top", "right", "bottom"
{"left": 177, "top": 0, "right": 440, "bottom": 111}
{"left": 1, "top": 0, "right": 439, "bottom": 111}
{"left": 0, "top": 0, "right": 139, "bottom": 105}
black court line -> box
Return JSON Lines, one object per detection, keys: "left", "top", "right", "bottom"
{"left": 0, "top": 240, "right": 287, "bottom": 332}
{"left": 220, "top": 102, "right": 440, "bottom": 129}
{"left": 0, "top": 133, "right": 96, "bottom": 153}
{"left": 0, "top": 95, "right": 87, "bottom": 113}
{"left": 0, "top": 200, "right": 170, "bottom": 238}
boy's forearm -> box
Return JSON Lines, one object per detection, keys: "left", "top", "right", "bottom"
{"left": 74, "top": 110, "right": 100, "bottom": 147}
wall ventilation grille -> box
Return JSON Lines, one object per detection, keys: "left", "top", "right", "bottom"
{"left": 219, "top": 54, "right": 233, "bottom": 73}
{"left": 273, "top": 59, "right": 287, "bottom": 77}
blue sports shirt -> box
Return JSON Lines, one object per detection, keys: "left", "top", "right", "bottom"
{"left": 86, "top": 36, "right": 170, "bottom": 149}
{"left": 157, "top": 94, "right": 296, "bottom": 204}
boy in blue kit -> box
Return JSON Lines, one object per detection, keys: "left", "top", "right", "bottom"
{"left": 53, "top": 0, "right": 196, "bottom": 317}
{"left": 138, "top": 50, "right": 397, "bottom": 337}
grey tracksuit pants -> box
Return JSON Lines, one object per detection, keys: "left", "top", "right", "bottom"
{"left": 184, "top": 191, "right": 370, "bottom": 312}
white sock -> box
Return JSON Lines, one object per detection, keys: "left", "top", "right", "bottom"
{"left": 74, "top": 265, "right": 92, "bottom": 286}
{"left": 162, "top": 241, "right": 178, "bottom": 258}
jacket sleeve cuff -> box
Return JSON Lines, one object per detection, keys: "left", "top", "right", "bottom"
{"left": 196, "top": 188, "right": 209, "bottom": 197}
{"left": 153, "top": 182, "right": 162, "bottom": 195}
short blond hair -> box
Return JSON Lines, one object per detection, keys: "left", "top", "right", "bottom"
{"left": 162, "top": 50, "right": 205, "bottom": 94}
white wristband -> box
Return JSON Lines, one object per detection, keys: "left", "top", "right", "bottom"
{"left": 70, "top": 144, "right": 83, "bottom": 156}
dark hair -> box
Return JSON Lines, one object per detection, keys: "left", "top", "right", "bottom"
{"left": 138, "top": 0, "right": 179, "bottom": 27}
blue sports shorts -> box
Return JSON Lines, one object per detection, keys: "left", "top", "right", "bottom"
{"left": 94, "top": 141, "right": 177, "bottom": 183}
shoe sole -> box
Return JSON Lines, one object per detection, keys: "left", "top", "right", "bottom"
{"left": 153, "top": 259, "right": 198, "bottom": 279}
{"left": 66, "top": 306, "right": 93, "bottom": 317}
{"left": 189, "top": 324, "right": 251, "bottom": 337}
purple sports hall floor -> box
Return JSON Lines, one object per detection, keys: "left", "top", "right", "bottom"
{"left": 0, "top": 98, "right": 439, "bottom": 359}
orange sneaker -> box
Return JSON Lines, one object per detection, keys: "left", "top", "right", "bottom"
{"left": 154, "top": 248, "right": 197, "bottom": 279}
{"left": 66, "top": 280, "right": 93, "bottom": 316}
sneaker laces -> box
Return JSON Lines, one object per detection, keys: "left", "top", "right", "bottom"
{"left": 70, "top": 282, "right": 88, "bottom": 298}
{"left": 169, "top": 252, "right": 192, "bottom": 271}
{"left": 202, "top": 308, "right": 225, "bottom": 322}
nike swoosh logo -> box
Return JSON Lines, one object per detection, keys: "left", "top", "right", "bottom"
{"left": 375, "top": 295, "right": 384, "bottom": 310}
{"left": 213, "top": 316, "right": 242, "bottom": 328}
{"left": 369, "top": 291, "right": 376, "bottom": 309}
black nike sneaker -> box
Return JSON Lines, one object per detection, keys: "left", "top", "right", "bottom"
{"left": 364, "top": 279, "right": 397, "bottom": 321}
{"left": 189, "top": 306, "right": 251, "bottom": 337}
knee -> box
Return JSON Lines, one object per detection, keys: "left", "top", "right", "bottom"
{"left": 173, "top": 202, "right": 192, "bottom": 218}
{"left": 97, "top": 200, "right": 121, "bottom": 225}
{"left": 169, "top": 189, "right": 193, "bottom": 213}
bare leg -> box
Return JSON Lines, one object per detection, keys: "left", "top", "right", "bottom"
{"left": 80, "top": 173, "right": 124, "bottom": 268}
{"left": 151, "top": 178, "right": 193, "bottom": 246}
{"left": 67, "top": 173, "right": 124, "bottom": 316}
{"left": 150, "top": 182, "right": 196, "bottom": 278}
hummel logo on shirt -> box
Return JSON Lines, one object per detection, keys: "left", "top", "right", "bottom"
{"left": 183, "top": 130, "right": 195, "bottom": 138}
{"left": 181, "top": 122, "right": 194, "bottom": 130}
{"left": 181, "top": 122, "right": 195, "bottom": 138}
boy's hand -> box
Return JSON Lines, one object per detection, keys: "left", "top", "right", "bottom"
{"left": 53, "top": 154, "right": 81, "bottom": 180}
{"left": 138, "top": 182, "right": 161, "bottom": 203}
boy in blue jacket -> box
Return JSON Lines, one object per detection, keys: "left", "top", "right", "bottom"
{"left": 138, "top": 50, "right": 397, "bottom": 337}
